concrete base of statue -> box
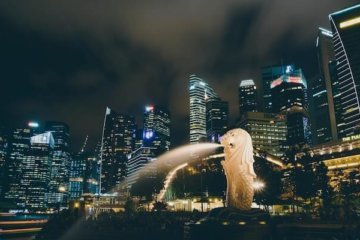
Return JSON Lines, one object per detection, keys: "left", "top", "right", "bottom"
{"left": 185, "top": 207, "right": 273, "bottom": 240}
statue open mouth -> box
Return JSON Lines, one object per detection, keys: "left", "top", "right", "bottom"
{"left": 220, "top": 128, "right": 256, "bottom": 211}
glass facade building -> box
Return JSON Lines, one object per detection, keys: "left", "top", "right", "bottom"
{"left": 329, "top": 4, "right": 360, "bottom": 137}
{"left": 310, "top": 27, "right": 337, "bottom": 145}
{"left": 143, "top": 105, "right": 171, "bottom": 153}
{"left": 206, "top": 99, "right": 229, "bottom": 143}
{"left": 238, "top": 79, "right": 258, "bottom": 118}
{"left": 189, "top": 74, "right": 218, "bottom": 143}
{"left": 271, "top": 68, "right": 311, "bottom": 146}
{"left": 44, "top": 121, "right": 71, "bottom": 208}
{"left": 126, "top": 146, "right": 157, "bottom": 189}
{"left": 4, "top": 123, "right": 40, "bottom": 209}
{"left": 239, "top": 112, "right": 287, "bottom": 157}
{"left": 100, "top": 107, "right": 136, "bottom": 193}
{"left": 262, "top": 64, "right": 295, "bottom": 113}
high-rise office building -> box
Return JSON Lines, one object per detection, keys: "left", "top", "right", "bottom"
{"left": 206, "top": 99, "right": 229, "bottom": 143}
{"left": 238, "top": 79, "right": 258, "bottom": 118}
{"left": 84, "top": 155, "right": 100, "bottom": 195}
{"left": 239, "top": 112, "right": 287, "bottom": 157}
{"left": 24, "top": 132, "right": 54, "bottom": 211}
{"left": 69, "top": 151, "right": 86, "bottom": 200}
{"left": 271, "top": 68, "right": 311, "bottom": 146}
{"left": 5, "top": 122, "right": 41, "bottom": 209}
{"left": 44, "top": 121, "right": 71, "bottom": 208}
{"left": 100, "top": 107, "right": 136, "bottom": 193}
{"left": 143, "top": 105, "right": 171, "bottom": 153}
{"left": 69, "top": 147, "right": 100, "bottom": 200}
{"left": 0, "top": 126, "right": 8, "bottom": 199}
{"left": 329, "top": 4, "right": 360, "bottom": 137}
{"left": 310, "top": 27, "right": 337, "bottom": 145}
{"left": 329, "top": 60, "right": 346, "bottom": 138}
{"left": 0, "top": 126, "right": 7, "bottom": 170}
{"left": 126, "top": 146, "right": 158, "bottom": 189}
{"left": 262, "top": 64, "right": 295, "bottom": 112}
{"left": 189, "top": 74, "right": 218, "bottom": 143}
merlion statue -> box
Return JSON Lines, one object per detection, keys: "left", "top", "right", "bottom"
{"left": 221, "top": 128, "right": 256, "bottom": 210}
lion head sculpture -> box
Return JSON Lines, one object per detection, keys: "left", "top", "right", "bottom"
{"left": 220, "top": 128, "right": 256, "bottom": 210}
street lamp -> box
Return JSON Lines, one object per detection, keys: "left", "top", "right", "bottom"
{"left": 57, "top": 186, "right": 66, "bottom": 213}
{"left": 253, "top": 180, "right": 265, "bottom": 191}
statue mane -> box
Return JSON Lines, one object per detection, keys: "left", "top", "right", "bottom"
{"left": 220, "top": 128, "right": 256, "bottom": 210}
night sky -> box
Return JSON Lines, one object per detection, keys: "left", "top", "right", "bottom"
{"left": 0, "top": 1, "right": 357, "bottom": 151}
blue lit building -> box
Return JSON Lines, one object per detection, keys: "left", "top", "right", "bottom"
{"left": 143, "top": 105, "right": 171, "bottom": 153}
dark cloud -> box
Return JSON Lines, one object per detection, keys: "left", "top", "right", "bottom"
{"left": 0, "top": 0, "right": 357, "bottom": 150}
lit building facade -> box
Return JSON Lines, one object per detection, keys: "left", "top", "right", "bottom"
{"left": 189, "top": 74, "right": 218, "bottom": 143}
{"left": 206, "top": 99, "right": 229, "bottom": 143}
{"left": 4, "top": 122, "right": 41, "bottom": 209}
{"left": 329, "top": 4, "right": 360, "bottom": 137}
{"left": 44, "top": 121, "right": 71, "bottom": 208}
{"left": 310, "top": 28, "right": 337, "bottom": 145}
{"left": 143, "top": 105, "right": 171, "bottom": 153}
{"left": 24, "top": 132, "right": 54, "bottom": 211}
{"left": 297, "top": 134, "right": 360, "bottom": 192}
{"left": 69, "top": 151, "right": 100, "bottom": 200}
{"left": 238, "top": 112, "right": 287, "bottom": 157}
{"left": 329, "top": 60, "right": 346, "bottom": 138}
{"left": 69, "top": 152, "right": 86, "bottom": 200}
{"left": 100, "top": 107, "right": 136, "bottom": 193}
{"left": 0, "top": 126, "right": 8, "bottom": 199}
{"left": 238, "top": 79, "right": 258, "bottom": 118}
{"left": 126, "top": 146, "right": 158, "bottom": 189}
{"left": 271, "top": 68, "right": 311, "bottom": 146}
{"left": 262, "top": 64, "right": 295, "bottom": 113}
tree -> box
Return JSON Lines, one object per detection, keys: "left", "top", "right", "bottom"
{"left": 314, "top": 162, "right": 333, "bottom": 209}
{"left": 152, "top": 201, "right": 168, "bottom": 211}
{"left": 253, "top": 157, "right": 282, "bottom": 211}
{"left": 288, "top": 162, "right": 317, "bottom": 214}
{"left": 130, "top": 171, "right": 166, "bottom": 207}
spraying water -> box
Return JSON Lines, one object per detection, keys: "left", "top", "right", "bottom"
{"left": 113, "top": 142, "right": 221, "bottom": 193}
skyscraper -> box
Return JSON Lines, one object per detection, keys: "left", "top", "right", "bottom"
{"left": 24, "top": 132, "right": 54, "bottom": 211}
{"left": 310, "top": 27, "right": 337, "bottom": 144}
{"left": 329, "top": 4, "right": 360, "bottom": 137}
{"left": 126, "top": 146, "right": 158, "bottom": 189}
{"left": 271, "top": 68, "right": 311, "bottom": 146}
{"left": 0, "top": 126, "right": 8, "bottom": 199}
{"left": 189, "top": 74, "right": 218, "bottom": 143}
{"left": 206, "top": 99, "right": 229, "bottom": 143}
{"left": 5, "top": 122, "right": 41, "bottom": 209}
{"left": 239, "top": 112, "right": 287, "bottom": 157}
{"left": 329, "top": 60, "right": 346, "bottom": 138}
{"left": 143, "top": 105, "right": 171, "bottom": 153}
{"left": 100, "top": 107, "right": 136, "bottom": 193}
{"left": 44, "top": 121, "right": 71, "bottom": 208}
{"left": 238, "top": 79, "right": 258, "bottom": 119}
{"left": 68, "top": 152, "right": 85, "bottom": 200}
{"left": 69, "top": 137, "right": 100, "bottom": 200}
{"left": 262, "top": 64, "right": 295, "bottom": 112}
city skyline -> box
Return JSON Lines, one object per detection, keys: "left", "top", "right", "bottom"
{"left": 0, "top": 1, "right": 358, "bottom": 150}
